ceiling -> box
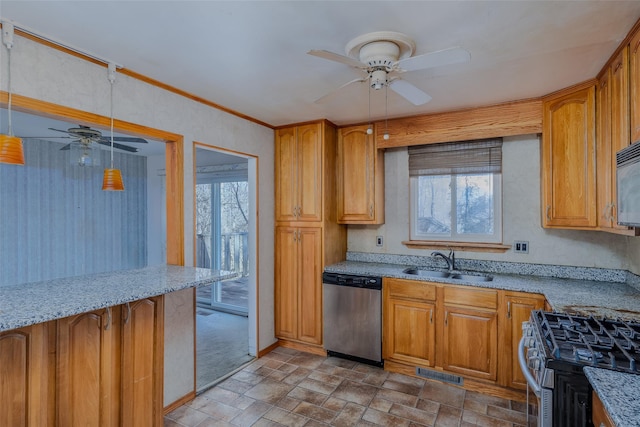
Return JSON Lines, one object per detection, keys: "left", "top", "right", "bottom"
{"left": 1, "top": 1, "right": 640, "bottom": 132}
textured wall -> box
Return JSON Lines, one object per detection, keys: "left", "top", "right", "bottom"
{"left": 0, "top": 139, "right": 147, "bottom": 286}
{"left": 348, "top": 135, "right": 629, "bottom": 269}
{"left": 2, "top": 33, "right": 275, "bottom": 406}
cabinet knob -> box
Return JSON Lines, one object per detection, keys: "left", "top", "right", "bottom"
{"left": 507, "top": 301, "right": 511, "bottom": 319}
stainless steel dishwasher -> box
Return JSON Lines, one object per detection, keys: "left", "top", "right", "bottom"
{"left": 322, "top": 272, "right": 383, "bottom": 366}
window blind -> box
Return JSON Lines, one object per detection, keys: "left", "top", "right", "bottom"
{"left": 408, "top": 138, "right": 502, "bottom": 176}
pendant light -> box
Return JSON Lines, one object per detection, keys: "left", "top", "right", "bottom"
{"left": 0, "top": 22, "right": 25, "bottom": 165}
{"left": 102, "top": 63, "right": 124, "bottom": 191}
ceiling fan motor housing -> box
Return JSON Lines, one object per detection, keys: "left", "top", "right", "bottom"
{"left": 359, "top": 41, "right": 400, "bottom": 68}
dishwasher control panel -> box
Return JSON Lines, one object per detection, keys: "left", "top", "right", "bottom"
{"left": 322, "top": 272, "right": 382, "bottom": 289}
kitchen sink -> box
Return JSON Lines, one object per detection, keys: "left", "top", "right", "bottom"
{"left": 450, "top": 273, "right": 493, "bottom": 282}
{"left": 402, "top": 268, "right": 451, "bottom": 278}
{"left": 402, "top": 268, "right": 493, "bottom": 282}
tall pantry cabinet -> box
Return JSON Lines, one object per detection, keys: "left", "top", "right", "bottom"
{"left": 274, "top": 121, "right": 346, "bottom": 351}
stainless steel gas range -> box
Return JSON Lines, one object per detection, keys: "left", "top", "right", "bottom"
{"left": 519, "top": 310, "right": 640, "bottom": 427}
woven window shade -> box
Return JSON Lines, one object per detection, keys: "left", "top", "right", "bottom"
{"left": 408, "top": 138, "right": 502, "bottom": 176}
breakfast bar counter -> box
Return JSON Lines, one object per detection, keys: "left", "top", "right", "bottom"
{"left": 0, "top": 264, "right": 235, "bottom": 331}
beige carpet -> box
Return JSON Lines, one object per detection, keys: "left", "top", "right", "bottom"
{"left": 196, "top": 309, "right": 254, "bottom": 391}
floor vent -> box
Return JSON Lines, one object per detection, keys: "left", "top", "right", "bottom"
{"left": 415, "top": 367, "right": 464, "bottom": 386}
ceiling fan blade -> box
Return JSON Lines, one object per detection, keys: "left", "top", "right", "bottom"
{"left": 388, "top": 78, "right": 432, "bottom": 105}
{"left": 48, "top": 127, "right": 73, "bottom": 135}
{"left": 95, "top": 140, "right": 139, "bottom": 153}
{"left": 98, "top": 136, "right": 148, "bottom": 144}
{"left": 308, "top": 49, "right": 367, "bottom": 69}
{"left": 314, "top": 77, "right": 368, "bottom": 104}
{"left": 59, "top": 143, "right": 72, "bottom": 151}
{"left": 396, "top": 47, "right": 470, "bottom": 72}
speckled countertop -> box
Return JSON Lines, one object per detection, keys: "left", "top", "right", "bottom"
{"left": 0, "top": 265, "right": 235, "bottom": 332}
{"left": 585, "top": 367, "right": 640, "bottom": 427}
{"left": 324, "top": 260, "right": 640, "bottom": 322}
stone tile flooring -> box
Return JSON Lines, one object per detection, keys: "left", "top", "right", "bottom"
{"left": 165, "top": 347, "right": 534, "bottom": 427}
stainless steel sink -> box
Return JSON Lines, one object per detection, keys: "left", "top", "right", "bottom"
{"left": 402, "top": 268, "right": 451, "bottom": 278}
{"left": 450, "top": 273, "right": 493, "bottom": 282}
{"left": 402, "top": 268, "right": 493, "bottom": 282}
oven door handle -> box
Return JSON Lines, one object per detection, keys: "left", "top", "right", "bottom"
{"left": 518, "top": 335, "right": 541, "bottom": 397}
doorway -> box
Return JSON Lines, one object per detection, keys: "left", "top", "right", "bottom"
{"left": 194, "top": 145, "right": 256, "bottom": 391}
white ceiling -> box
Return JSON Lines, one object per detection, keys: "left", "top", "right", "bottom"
{"left": 1, "top": 1, "right": 640, "bottom": 131}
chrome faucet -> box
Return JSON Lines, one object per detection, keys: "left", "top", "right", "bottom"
{"left": 431, "top": 249, "right": 455, "bottom": 272}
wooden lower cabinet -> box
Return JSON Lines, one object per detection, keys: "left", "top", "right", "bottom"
{"left": 499, "top": 292, "right": 545, "bottom": 389}
{"left": 442, "top": 305, "right": 498, "bottom": 381}
{"left": 275, "top": 226, "right": 323, "bottom": 345}
{"left": 0, "top": 296, "right": 164, "bottom": 427}
{"left": 383, "top": 279, "right": 544, "bottom": 392}
{"left": 120, "top": 297, "right": 164, "bottom": 427}
{"left": 383, "top": 278, "right": 436, "bottom": 366}
{"left": 0, "top": 323, "right": 49, "bottom": 427}
{"left": 592, "top": 391, "right": 615, "bottom": 427}
{"left": 57, "top": 307, "right": 121, "bottom": 427}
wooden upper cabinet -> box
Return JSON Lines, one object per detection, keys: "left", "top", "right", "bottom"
{"left": 275, "top": 123, "right": 323, "bottom": 223}
{"left": 630, "top": 29, "right": 640, "bottom": 143}
{"left": 542, "top": 84, "right": 597, "bottom": 229}
{"left": 597, "top": 46, "right": 637, "bottom": 234}
{"left": 337, "top": 125, "right": 385, "bottom": 224}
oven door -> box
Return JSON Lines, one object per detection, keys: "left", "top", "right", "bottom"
{"left": 518, "top": 335, "right": 553, "bottom": 427}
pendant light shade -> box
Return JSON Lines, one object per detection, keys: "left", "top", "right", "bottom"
{"left": 0, "top": 135, "right": 25, "bottom": 165}
{"left": 102, "top": 168, "right": 124, "bottom": 191}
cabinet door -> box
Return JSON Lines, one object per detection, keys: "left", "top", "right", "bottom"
{"left": 597, "top": 69, "right": 614, "bottom": 228}
{"left": 0, "top": 323, "right": 48, "bottom": 427}
{"left": 384, "top": 297, "right": 436, "bottom": 366}
{"left": 297, "top": 227, "right": 322, "bottom": 344}
{"left": 610, "top": 46, "right": 631, "bottom": 230}
{"left": 500, "top": 293, "right": 545, "bottom": 389}
{"left": 592, "top": 392, "right": 615, "bottom": 427}
{"left": 275, "top": 226, "right": 298, "bottom": 340}
{"left": 443, "top": 306, "right": 497, "bottom": 381}
{"left": 297, "top": 124, "right": 323, "bottom": 222}
{"left": 630, "top": 29, "right": 640, "bottom": 144}
{"left": 542, "top": 85, "right": 597, "bottom": 228}
{"left": 337, "top": 125, "right": 384, "bottom": 224}
{"left": 275, "top": 127, "right": 298, "bottom": 222}
{"left": 57, "top": 308, "right": 120, "bottom": 427}
{"left": 121, "top": 297, "right": 163, "bottom": 427}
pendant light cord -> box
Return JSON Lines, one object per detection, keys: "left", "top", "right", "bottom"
{"left": 7, "top": 47, "right": 13, "bottom": 136}
{"left": 109, "top": 73, "right": 114, "bottom": 169}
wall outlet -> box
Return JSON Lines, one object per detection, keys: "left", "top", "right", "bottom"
{"left": 376, "top": 236, "right": 384, "bottom": 247}
{"left": 514, "top": 240, "right": 529, "bottom": 254}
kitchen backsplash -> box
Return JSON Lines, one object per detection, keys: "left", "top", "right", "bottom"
{"left": 346, "top": 251, "right": 636, "bottom": 285}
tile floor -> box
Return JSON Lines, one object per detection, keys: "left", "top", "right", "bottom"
{"left": 165, "top": 347, "right": 535, "bottom": 427}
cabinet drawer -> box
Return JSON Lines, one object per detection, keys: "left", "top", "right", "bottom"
{"left": 385, "top": 278, "right": 436, "bottom": 301}
{"left": 443, "top": 286, "right": 498, "bottom": 310}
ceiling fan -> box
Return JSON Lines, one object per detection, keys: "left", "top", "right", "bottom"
{"left": 45, "top": 125, "right": 148, "bottom": 153}
{"left": 308, "top": 31, "right": 471, "bottom": 105}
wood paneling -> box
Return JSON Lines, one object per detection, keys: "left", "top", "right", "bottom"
{"left": 375, "top": 99, "right": 542, "bottom": 149}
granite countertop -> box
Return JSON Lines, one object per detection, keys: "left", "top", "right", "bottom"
{"left": 0, "top": 264, "right": 236, "bottom": 332}
{"left": 324, "top": 260, "right": 640, "bottom": 322}
{"left": 585, "top": 367, "right": 640, "bottom": 427}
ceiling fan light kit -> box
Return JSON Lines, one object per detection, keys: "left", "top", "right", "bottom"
{"left": 0, "top": 21, "right": 25, "bottom": 166}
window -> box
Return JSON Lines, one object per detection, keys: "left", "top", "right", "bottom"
{"left": 409, "top": 139, "right": 502, "bottom": 243}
